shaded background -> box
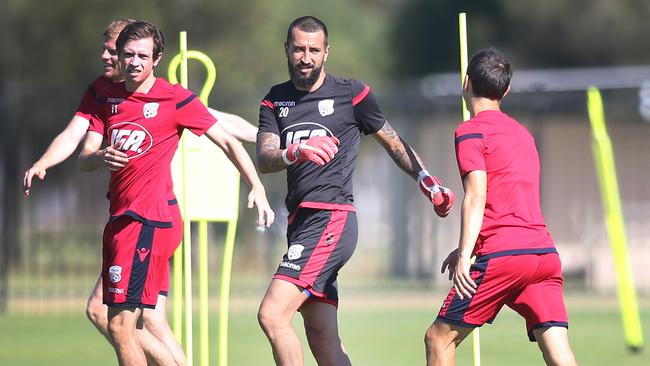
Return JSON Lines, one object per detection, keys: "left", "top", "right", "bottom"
{"left": 1, "top": 0, "right": 649, "bottom": 364}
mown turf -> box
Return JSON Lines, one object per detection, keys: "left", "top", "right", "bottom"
{"left": 1, "top": 292, "right": 648, "bottom": 365}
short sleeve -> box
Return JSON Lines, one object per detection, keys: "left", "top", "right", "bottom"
{"left": 258, "top": 93, "right": 280, "bottom": 136}
{"left": 87, "top": 100, "right": 106, "bottom": 136}
{"left": 351, "top": 80, "right": 386, "bottom": 135}
{"left": 74, "top": 84, "right": 98, "bottom": 120}
{"left": 455, "top": 128, "right": 486, "bottom": 178}
{"left": 174, "top": 85, "right": 217, "bottom": 136}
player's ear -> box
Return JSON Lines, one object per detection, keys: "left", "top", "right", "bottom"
{"left": 323, "top": 44, "right": 329, "bottom": 62}
{"left": 153, "top": 53, "right": 163, "bottom": 67}
{"left": 502, "top": 85, "right": 511, "bottom": 98}
{"left": 284, "top": 42, "right": 289, "bottom": 57}
{"left": 463, "top": 75, "right": 471, "bottom": 93}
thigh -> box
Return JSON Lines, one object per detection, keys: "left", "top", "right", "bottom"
{"left": 260, "top": 278, "right": 310, "bottom": 318}
{"left": 300, "top": 300, "right": 340, "bottom": 335}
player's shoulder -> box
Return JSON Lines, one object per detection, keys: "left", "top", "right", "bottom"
{"left": 455, "top": 118, "right": 485, "bottom": 137}
{"left": 90, "top": 75, "right": 112, "bottom": 89}
{"left": 264, "top": 80, "right": 294, "bottom": 100}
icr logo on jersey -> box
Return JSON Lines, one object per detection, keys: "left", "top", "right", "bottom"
{"left": 143, "top": 103, "right": 159, "bottom": 118}
{"left": 108, "top": 122, "right": 154, "bottom": 159}
{"left": 318, "top": 99, "right": 334, "bottom": 116}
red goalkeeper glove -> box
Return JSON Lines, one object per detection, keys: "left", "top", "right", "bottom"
{"left": 418, "top": 171, "right": 455, "bottom": 217}
{"left": 283, "top": 136, "right": 340, "bottom": 166}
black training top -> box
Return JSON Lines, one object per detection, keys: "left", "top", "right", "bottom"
{"left": 258, "top": 73, "right": 386, "bottom": 213}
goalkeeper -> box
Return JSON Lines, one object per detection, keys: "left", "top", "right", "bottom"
{"left": 256, "top": 15, "right": 454, "bottom": 366}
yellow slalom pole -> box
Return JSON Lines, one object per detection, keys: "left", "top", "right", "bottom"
{"left": 179, "top": 31, "right": 194, "bottom": 366}
{"left": 586, "top": 87, "right": 644, "bottom": 352}
{"left": 219, "top": 217, "right": 239, "bottom": 366}
{"left": 198, "top": 221, "right": 209, "bottom": 366}
{"left": 458, "top": 12, "right": 481, "bottom": 366}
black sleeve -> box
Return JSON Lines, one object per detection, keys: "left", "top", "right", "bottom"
{"left": 258, "top": 92, "right": 279, "bottom": 136}
{"left": 351, "top": 79, "right": 386, "bottom": 135}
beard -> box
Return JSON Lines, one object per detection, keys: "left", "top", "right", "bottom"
{"left": 288, "top": 59, "right": 322, "bottom": 90}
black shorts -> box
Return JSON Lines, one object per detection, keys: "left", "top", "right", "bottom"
{"left": 274, "top": 208, "right": 358, "bottom": 307}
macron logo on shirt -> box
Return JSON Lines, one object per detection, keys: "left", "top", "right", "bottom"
{"left": 109, "top": 122, "right": 154, "bottom": 159}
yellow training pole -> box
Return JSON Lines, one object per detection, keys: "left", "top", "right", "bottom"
{"left": 586, "top": 87, "right": 644, "bottom": 352}
{"left": 458, "top": 12, "right": 481, "bottom": 366}
{"left": 198, "top": 221, "right": 209, "bottom": 366}
{"left": 179, "top": 31, "right": 194, "bottom": 366}
{"left": 219, "top": 216, "right": 239, "bottom": 366}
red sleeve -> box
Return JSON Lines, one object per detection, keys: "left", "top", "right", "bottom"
{"left": 174, "top": 85, "right": 217, "bottom": 136}
{"left": 75, "top": 85, "right": 98, "bottom": 120}
{"left": 87, "top": 100, "right": 106, "bottom": 136}
{"left": 455, "top": 126, "right": 486, "bottom": 178}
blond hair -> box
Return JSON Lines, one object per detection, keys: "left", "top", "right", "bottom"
{"left": 103, "top": 18, "right": 137, "bottom": 39}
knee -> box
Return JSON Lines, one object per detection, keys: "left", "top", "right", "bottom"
{"left": 542, "top": 349, "right": 577, "bottom": 366}
{"left": 107, "top": 316, "right": 134, "bottom": 344}
{"left": 304, "top": 321, "right": 338, "bottom": 347}
{"left": 424, "top": 325, "right": 447, "bottom": 357}
{"left": 257, "top": 303, "right": 286, "bottom": 337}
{"left": 85, "top": 295, "right": 105, "bottom": 326}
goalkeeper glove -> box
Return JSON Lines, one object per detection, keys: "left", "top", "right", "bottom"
{"left": 418, "top": 171, "right": 455, "bottom": 217}
{"left": 282, "top": 136, "right": 340, "bottom": 166}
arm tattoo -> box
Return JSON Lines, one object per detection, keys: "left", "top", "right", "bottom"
{"left": 377, "top": 122, "right": 425, "bottom": 180}
{"left": 256, "top": 132, "right": 286, "bottom": 173}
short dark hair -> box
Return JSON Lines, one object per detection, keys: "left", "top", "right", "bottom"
{"left": 466, "top": 48, "right": 512, "bottom": 100}
{"left": 286, "top": 16, "right": 328, "bottom": 45}
{"left": 116, "top": 20, "right": 165, "bottom": 60}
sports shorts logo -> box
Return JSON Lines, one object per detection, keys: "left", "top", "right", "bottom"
{"left": 318, "top": 99, "right": 334, "bottom": 116}
{"left": 108, "top": 122, "right": 154, "bottom": 159}
{"left": 287, "top": 244, "right": 305, "bottom": 260}
{"left": 143, "top": 103, "right": 159, "bottom": 118}
{"left": 109, "top": 265, "right": 122, "bottom": 283}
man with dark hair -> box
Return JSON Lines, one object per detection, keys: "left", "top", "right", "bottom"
{"left": 424, "top": 48, "right": 577, "bottom": 366}
{"left": 79, "top": 20, "right": 274, "bottom": 365}
{"left": 23, "top": 18, "right": 259, "bottom": 366}
{"left": 256, "top": 15, "right": 454, "bottom": 366}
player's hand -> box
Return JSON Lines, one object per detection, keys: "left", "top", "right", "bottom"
{"left": 418, "top": 173, "right": 455, "bottom": 217}
{"left": 101, "top": 146, "right": 129, "bottom": 172}
{"left": 284, "top": 136, "right": 340, "bottom": 166}
{"left": 23, "top": 164, "right": 47, "bottom": 197}
{"left": 440, "top": 248, "right": 459, "bottom": 281}
{"left": 453, "top": 255, "right": 477, "bottom": 300}
{"left": 247, "top": 184, "right": 275, "bottom": 228}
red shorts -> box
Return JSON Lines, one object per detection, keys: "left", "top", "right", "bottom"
{"left": 102, "top": 206, "right": 182, "bottom": 308}
{"left": 160, "top": 199, "right": 183, "bottom": 295}
{"left": 437, "top": 251, "right": 568, "bottom": 341}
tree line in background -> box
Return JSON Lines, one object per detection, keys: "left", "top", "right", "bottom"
{"left": 1, "top": 0, "right": 649, "bottom": 309}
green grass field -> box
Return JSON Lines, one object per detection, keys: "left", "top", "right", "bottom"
{"left": 1, "top": 290, "right": 648, "bottom": 365}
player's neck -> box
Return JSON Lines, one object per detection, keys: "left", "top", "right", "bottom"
{"left": 126, "top": 73, "right": 156, "bottom": 94}
{"left": 469, "top": 97, "right": 501, "bottom": 116}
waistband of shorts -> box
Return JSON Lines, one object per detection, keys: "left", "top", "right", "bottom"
{"left": 109, "top": 210, "right": 173, "bottom": 228}
{"left": 295, "top": 201, "right": 356, "bottom": 212}
{"left": 475, "top": 247, "right": 557, "bottom": 262}
{"left": 288, "top": 201, "right": 356, "bottom": 225}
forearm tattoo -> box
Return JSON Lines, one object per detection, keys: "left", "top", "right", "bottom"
{"left": 380, "top": 122, "right": 424, "bottom": 179}
{"left": 256, "top": 132, "right": 287, "bottom": 173}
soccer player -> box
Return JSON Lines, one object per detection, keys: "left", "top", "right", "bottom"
{"left": 424, "top": 48, "right": 577, "bottom": 366}
{"left": 256, "top": 16, "right": 454, "bottom": 366}
{"left": 22, "top": 18, "right": 260, "bottom": 366}
{"left": 77, "top": 20, "right": 274, "bottom": 366}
